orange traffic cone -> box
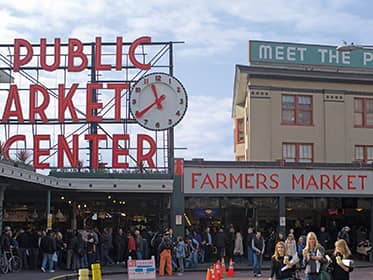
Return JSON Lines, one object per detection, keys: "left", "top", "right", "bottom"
{"left": 205, "top": 267, "right": 212, "bottom": 280}
{"left": 215, "top": 261, "right": 222, "bottom": 280}
{"left": 211, "top": 265, "right": 216, "bottom": 280}
{"left": 221, "top": 258, "right": 227, "bottom": 275}
{"left": 227, "top": 258, "right": 235, "bottom": 277}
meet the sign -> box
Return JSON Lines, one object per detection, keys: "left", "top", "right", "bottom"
{"left": 249, "top": 40, "right": 373, "bottom": 68}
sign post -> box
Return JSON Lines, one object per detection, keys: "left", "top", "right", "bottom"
{"left": 127, "top": 256, "right": 156, "bottom": 280}
{"left": 47, "top": 213, "right": 53, "bottom": 230}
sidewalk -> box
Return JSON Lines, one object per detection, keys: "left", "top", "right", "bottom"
{"left": 0, "top": 259, "right": 371, "bottom": 280}
{"left": 55, "top": 258, "right": 373, "bottom": 277}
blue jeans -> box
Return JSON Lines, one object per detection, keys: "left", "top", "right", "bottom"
{"left": 185, "top": 252, "right": 198, "bottom": 268}
{"left": 101, "top": 247, "right": 113, "bottom": 265}
{"left": 253, "top": 253, "right": 262, "bottom": 274}
{"left": 80, "top": 254, "right": 88, "bottom": 268}
{"left": 247, "top": 246, "right": 254, "bottom": 266}
{"left": 136, "top": 251, "right": 143, "bottom": 260}
{"left": 42, "top": 253, "right": 54, "bottom": 272}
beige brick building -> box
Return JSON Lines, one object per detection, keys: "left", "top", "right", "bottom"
{"left": 233, "top": 43, "right": 373, "bottom": 164}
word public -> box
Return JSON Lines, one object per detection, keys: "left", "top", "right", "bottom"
{"left": 13, "top": 36, "right": 151, "bottom": 72}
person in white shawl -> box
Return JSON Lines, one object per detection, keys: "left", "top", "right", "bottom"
{"left": 285, "top": 233, "right": 297, "bottom": 258}
{"left": 302, "top": 232, "right": 326, "bottom": 280}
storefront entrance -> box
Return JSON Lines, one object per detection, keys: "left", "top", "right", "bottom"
{"left": 185, "top": 196, "right": 371, "bottom": 251}
{"left": 184, "top": 197, "right": 279, "bottom": 233}
{"left": 4, "top": 189, "right": 171, "bottom": 233}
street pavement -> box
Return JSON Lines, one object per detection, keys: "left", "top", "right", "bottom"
{"left": 0, "top": 267, "right": 372, "bottom": 280}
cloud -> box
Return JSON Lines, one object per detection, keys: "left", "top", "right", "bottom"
{"left": 3, "top": 0, "right": 373, "bottom": 170}
{"left": 175, "top": 95, "right": 233, "bottom": 160}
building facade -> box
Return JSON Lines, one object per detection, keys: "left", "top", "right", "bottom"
{"left": 233, "top": 41, "right": 373, "bottom": 164}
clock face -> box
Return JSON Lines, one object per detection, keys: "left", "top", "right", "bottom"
{"left": 130, "top": 73, "right": 188, "bottom": 131}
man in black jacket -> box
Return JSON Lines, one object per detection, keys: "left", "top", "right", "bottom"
{"left": 17, "top": 228, "right": 31, "bottom": 270}
{"left": 40, "top": 230, "right": 57, "bottom": 273}
{"left": 215, "top": 227, "right": 225, "bottom": 261}
{"left": 252, "top": 230, "right": 265, "bottom": 277}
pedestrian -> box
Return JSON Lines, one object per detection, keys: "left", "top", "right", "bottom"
{"left": 247, "top": 225, "right": 255, "bottom": 267}
{"left": 233, "top": 231, "right": 244, "bottom": 263}
{"left": 158, "top": 233, "right": 173, "bottom": 276}
{"left": 319, "top": 226, "right": 331, "bottom": 250}
{"left": 252, "top": 230, "right": 265, "bottom": 277}
{"left": 76, "top": 232, "right": 88, "bottom": 268}
{"left": 215, "top": 227, "right": 226, "bottom": 261}
{"left": 326, "top": 239, "right": 353, "bottom": 280}
{"left": 86, "top": 233, "right": 97, "bottom": 267}
{"left": 40, "top": 230, "right": 57, "bottom": 273}
{"left": 337, "top": 227, "right": 351, "bottom": 247}
{"left": 113, "top": 228, "right": 126, "bottom": 264}
{"left": 175, "top": 236, "right": 186, "bottom": 275}
{"left": 202, "top": 227, "right": 213, "bottom": 262}
{"left": 269, "top": 241, "right": 298, "bottom": 280}
{"left": 16, "top": 228, "right": 31, "bottom": 270}
{"left": 101, "top": 228, "right": 114, "bottom": 265}
{"left": 225, "top": 225, "right": 235, "bottom": 264}
{"left": 127, "top": 232, "right": 136, "bottom": 260}
{"left": 297, "top": 236, "right": 305, "bottom": 265}
{"left": 285, "top": 233, "right": 297, "bottom": 258}
{"left": 55, "top": 231, "right": 65, "bottom": 270}
{"left": 135, "top": 230, "right": 144, "bottom": 260}
{"left": 302, "top": 232, "right": 326, "bottom": 280}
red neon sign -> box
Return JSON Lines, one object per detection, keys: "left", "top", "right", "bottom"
{"left": 0, "top": 36, "right": 165, "bottom": 170}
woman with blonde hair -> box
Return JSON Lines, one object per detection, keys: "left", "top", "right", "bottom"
{"left": 302, "top": 232, "right": 326, "bottom": 280}
{"left": 268, "top": 241, "right": 297, "bottom": 280}
{"left": 326, "top": 239, "right": 353, "bottom": 280}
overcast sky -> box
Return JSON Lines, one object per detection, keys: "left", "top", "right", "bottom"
{"left": 0, "top": 0, "right": 371, "bottom": 162}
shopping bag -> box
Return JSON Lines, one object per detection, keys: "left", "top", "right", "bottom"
{"left": 52, "top": 252, "right": 58, "bottom": 262}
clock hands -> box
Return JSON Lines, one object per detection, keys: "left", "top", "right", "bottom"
{"left": 135, "top": 94, "right": 166, "bottom": 119}
{"left": 151, "top": 84, "right": 163, "bottom": 109}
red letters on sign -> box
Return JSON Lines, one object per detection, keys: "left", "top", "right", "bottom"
{"left": 189, "top": 172, "right": 368, "bottom": 193}
{"left": 13, "top": 36, "right": 152, "bottom": 72}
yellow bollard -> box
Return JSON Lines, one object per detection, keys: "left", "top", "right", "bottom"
{"left": 78, "top": 268, "right": 89, "bottom": 280}
{"left": 91, "top": 263, "right": 102, "bottom": 280}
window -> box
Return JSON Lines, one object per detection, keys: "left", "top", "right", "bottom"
{"left": 282, "top": 143, "right": 313, "bottom": 162}
{"left": 282, "top": 95, "right": 312, "bottom": 125}
{"left": 235, "top": 118, "right": 245, "bottom": 144}
{"left": 355, "top": 145, "right": 373, "bottom": 163}
{"left": 354, "top": 98, "right": 373, "bottom": 127}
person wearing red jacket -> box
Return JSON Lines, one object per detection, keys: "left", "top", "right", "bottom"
{"left": 127, "top": 232, "right": 136, "bottom": 260}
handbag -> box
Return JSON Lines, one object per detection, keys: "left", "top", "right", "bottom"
{"left": 52, "top": 252, "right": 58, "bottom": 262}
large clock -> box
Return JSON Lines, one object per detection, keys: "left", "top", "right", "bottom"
{"left": 130, "top": 73, "right": 188, "bottom": 131}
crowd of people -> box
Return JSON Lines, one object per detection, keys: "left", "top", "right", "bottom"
{"left": 0, "top": 223, "right": 358, "bottom": 279}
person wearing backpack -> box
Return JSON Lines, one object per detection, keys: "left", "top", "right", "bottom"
{"left": 158, "top": 233, "right": 173, "bottom": 276}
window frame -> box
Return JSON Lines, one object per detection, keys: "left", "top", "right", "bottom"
{"left": 281, "top": 94, "right": 313, "bottom": 126}
{"left": 282, "top": 142, "right": 314, "bottom": 162}
{"left": 235, "top": 118, "right": 245, "bottom": 144}
{"left": 354, "top": 97, "right": 373, "bottom": 128}
{"left": 354, "top": 145, "right": 373, "bottom": 163}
